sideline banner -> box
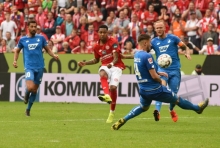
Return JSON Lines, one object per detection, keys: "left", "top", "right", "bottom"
{"left": 0, "top": 73, "right": 10, "bottom": 101}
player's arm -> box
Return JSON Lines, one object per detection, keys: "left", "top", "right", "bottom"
{"left": 107, "top": 51, "right": 119, "bottom": 68}
{"left": 178, "top": 41, "right": 191, "bottom": 60}
{"left": 149, "top": 69, "right": 162, "bottom": 84}
{"left": 44, "top": 45, "right": 59, "bottom": 60}
{"left": 13, "top": 47, "right": 22, "bottom": 68}
{"left": 120, "top": 54, "right": 134, "bottom": 59}
{"left": 78, "top": 58, "right": 100, "bottom": 67}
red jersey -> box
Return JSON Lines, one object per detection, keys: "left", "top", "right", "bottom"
{"left": 93, "top": 37, "right": 125, "bottom": 70}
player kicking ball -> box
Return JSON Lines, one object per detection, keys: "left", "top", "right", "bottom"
{"left": 13, "top": 20, "right": 59, "bottom": 116}
{"left": 78, "top": 25, "right": 125, "bottom": 123}
{"left": 111, "top": 34, "right": 209, "bottom": 130}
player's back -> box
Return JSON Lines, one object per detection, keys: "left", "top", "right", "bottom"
{"left": 134, "top": 50, "right": 161, "bottom": 91}
{"left": 151, "top": 34, "right": 181, "bottom": 70}
{"left": 18, "top": 35, "right": 47, "bottom": 69}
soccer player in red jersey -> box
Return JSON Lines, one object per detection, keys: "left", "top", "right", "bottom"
{"left": 78, "top": 25, "right": 125, "bottom": 123}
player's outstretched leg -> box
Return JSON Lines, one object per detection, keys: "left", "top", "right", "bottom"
{"left": 153, "top": 101, "right": 162, "bottom": 121}
{"left": 111, "top": 105, "right": 147, "bottom": 130}
{"left": 24, "top": 88, "right": 30, "bottom": 104}
{"left": 170, "top": 109, "right": 178, "bottom": 122}
{"left": 98, "top": 77, "right": 112, "bottom": 104}
{"left": 98, "top": 94, "right": 112, "bottom": 104}
{"left": 106, "top": 89, "right": 117, "bottom": 123}
{"left": 26, "top": 93, "right": 37, "bottom": 116}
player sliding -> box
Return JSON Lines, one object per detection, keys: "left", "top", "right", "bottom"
{"left": 111, "top": 34, "right": 209, "bottom": 130}
{"left": 78, "top": 25, "right": 125, "bottom": 123}
{"left": 13, "top": 20, "right": 59, "bottom": 116}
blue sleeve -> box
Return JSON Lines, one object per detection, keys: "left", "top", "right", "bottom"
{"left": 17, "top": 38, "right": 23, "bottom": 49}
{"left": 172, "top": 35, "right": 181, "bottom": 45}
{"left": 42, "top": 36, "right": 48, "bottom": 47}
{"left": 143, "top": 53, "right": 155, "bottom": 70}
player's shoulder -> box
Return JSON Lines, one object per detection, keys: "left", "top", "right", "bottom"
{"left": 108, "top": 37, "right": 118, "bottom": 44}
{"left": 19, "top": 36, "right": 28, "bottom": 41}
{"left": 167, "top": 34, "right": 179, "bottom": 40}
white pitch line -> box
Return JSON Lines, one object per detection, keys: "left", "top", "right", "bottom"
{"left": 0, "top": 116, "right": 217, "bottom": 123}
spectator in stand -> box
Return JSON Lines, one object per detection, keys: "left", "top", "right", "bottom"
{"left": 184, "top": 11, "right": 200, "bottom": 48}
{"left": 164, "top": 0, "right": 177, "bottom": 16}
{"left": 80, "top": 6, "right": 88, "bottom": 18}
{"left": 123, "top": 8, "right": 131, "bottom": 20}
{"left": 51, "top": 26, "right": 65, "bottom": 52}
{"left": 147, "top": 0, "right": 162, "bottom": 15}
{"left": 64, "top": 29, "right": 81, "bottom": 50}
{"left": 182, "top": 2, "right": 202, "bottom": 20}
{"left": 57, "top": 0, "right": 66, "bottom": 12}
{"left": 0, "top": 5, "right": 5, "bottom": 26}
{"left": 158, "top": 6, "right": 170, "bottom": 32}
{"left": 171, "top": 8, "right": 181, "bottom": 24}
{"left": 191, "top": 64, "right": 204, "bottom": 75}
{"left": 141, "top": 5, "right": 158, "bottom": 32}
{"left": 114, "top": 11, "right": 130, "bottom": 32}
{"left": 132, "top": 0, "right": 146, "bottom": 11}
{"left": 109, "top": 10, "right": 118, "bottom": 24}
{"left": 35, "top": 7, "right": 47, "bottom": 29}
{"left": 105, "top": 0, "right": 117, "bottom": 13}
{"left": 42, "top": 0, "right": 53, "bottom": 15}
{"left": 48, "top": 40, "right": 58, "bottom": 53}
{"left": 14, "top": 0, "right": 26, "bottom": 13}
{"left": 201, "top": 23, "right": 218, "bottom": 47}
{"left": 16, "top": 29, "right": 26, "bottom": 43}
{"left": 175, "top": 0, "right": 190, "bottom": 13}
{"left": 128, "top": 14, "right": 142, "bottom": 44}
{"left": 197, "top": 9, "right": 217, "bottom": 37}
{"left": 117, "top": 0, "right": 132, "bottom": 12}
{"left": 199, "top": 37, "right": 219, "bottom": 55}
{"left": 78, "top": 16, "right": 88, "bottom": 38}
{"left": 81, "top": 23, "right": 99, "bottom": 52}
{"left": 64, "top": 0, "right": 76, "bottom": 15}
{"left": 111, "top": 25, "right": 121, "bottom": 42}
{"left": 59, "top": 41, "right": 71, "bottom": 53}
{"left": 195, "top": 0, "right": 209, "bottom": 15}
{"left": 36, "top": 25, "right": 48, "bottom": 41}
{"left": 88, "top": 4, "right": 103, "bottom": 32}
{"left": 132, "top": 3, "right": 144, "bottom": 21}
{"left": 6, "top": 32, "right": 16, "bottom": 52}
{"left": 10, "top": 6, "right": 25, "bottom": 33}
{"left": 105, "top": 16, "right": 114, "bottom": 32}
{"left": 208, "top": 2, "right": 217, "bottom": 18}
{"left": 72, "top": 7, "right": 80, "bottom": 29}
{"left": 28, "top": 0, "right": 41, "bottom": 15}
{"left": 120, "top": 28, "right": 135, "bottom": 50}
{"left": 100, "top": 0, "right": 107, "bottom": 21}
{"left": 0, "top": 13, "right": 18, "bottom": 40}
{"left": 122, "top": 41, "right": 135, "bottom": 54}
{"left": 42, "top": 12, "right": 56, "bottom": 39}
{"left": 0, "top": 39, "right": 10, "bottom": 53}
{"left": 179, "top": 36, "right": 200, "bottom": 54}
{"left": 3, "top": 0, "right": 13, "bottom": 14}
{"left": 56, "top": 8, "right": 65, "bottom": 26}
{"left": 51, "top": 0, "right": 58, "bottom": 16}
{"left": 61, "top": 14, "right": 74, "bottom": 37}
{"left": 171, "top": 14, "right": 186, "bottom": 38}
{"left": 72, "top": 40, "right": 93, "bottom": 54}
{"left": 23, "top": 8, "right": 29, "bottom": 24}
{"left": 146, "top": 24, "right": 157, "bottom": 39}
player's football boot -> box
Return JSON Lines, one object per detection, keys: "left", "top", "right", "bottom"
{"left": 98, "top": 94, "right": 112, "bottom": 104}
{"left": 106, "top": 112, "right": 114, "bottom": 123}
{"left": 25, "top": 109, "right": 30, "bottom": 116}
{"left": 196, "top": 98, "right": 209, "bottom": 114}
{"left": 153, "top": 110, "right": 160, "bottom": 121}
{"left": 111, "top": 118, "right": 126, "bottom": 130}
{"left": 170, "top": 110, "right": 178, "bottom": 122}
{"left": 24, "top": 92, "right": 30, "bottom": 104}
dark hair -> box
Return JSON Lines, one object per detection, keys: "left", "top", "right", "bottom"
{"left": 196, "top": 64, "right": 202, "bottom": 69}
{"left": 138, "top": 34, "right": 151, "bottom": 43}
{"left": 98, "top": 24, "right": 108, "bottom": 31}
{"left": 28, "top": 20, "right": 37, "bottom": 26}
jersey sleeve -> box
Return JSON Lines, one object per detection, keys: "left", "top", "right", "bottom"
{"left": 17, "top": 38, "right": 23, "bottom": 49}
{"left": 93, "top": 45, "right": 100, "bottom": 59}
{"left": 143, "top": 53, "right": 155, "bottom": 70}
{"left": 111, "top": 40, "right": 121, "bottom": 53}
{"left": 172, "top": 35, "right": 181, "bottom": 45}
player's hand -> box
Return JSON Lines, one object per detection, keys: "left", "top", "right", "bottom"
{"left": 53, "top": 54, "right": 59, "bottom": 60}
{"left": 185, "top": 53, "right": 191, "bottom": 60}
{"left": 13, "top": 61, "right": 18, "bottom": 68}
{"left": 158, "top": 72, "right": 168, "bottom": 78}
{"left": 78, "top": 61, "right": 86, "bottom": 67}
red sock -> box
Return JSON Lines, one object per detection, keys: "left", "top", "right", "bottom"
{"left": 110, "top": 89, "right": 117, "bottom": 111}
{"left": 100, "top": 77, "right": 109, "bottom": 95}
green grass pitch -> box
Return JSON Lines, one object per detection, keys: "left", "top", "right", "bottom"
{"left": 0, "top": 102, "right": 219, "bottom": 148}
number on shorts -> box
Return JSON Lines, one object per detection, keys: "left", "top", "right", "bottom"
{"left": 25, "top": 72, "right": 30, "bottom": 78}
{"left": 134, "top": 63, "right": 142, "bottom": 79}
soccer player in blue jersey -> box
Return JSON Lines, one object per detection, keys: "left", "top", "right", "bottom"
{"left": 151, "top": 20, "right": 191, "bottom": 122}
{"left": 13, "top": 20, "right": 59, "bottom": 116}
{"left": 111, "top": 34, "right": 209, "bottom": 130}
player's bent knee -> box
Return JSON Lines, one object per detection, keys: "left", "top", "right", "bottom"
{"left": 99, "top": 70, "right": 108, "bottom": 78}
{"left": 142, "top": 106, "right": 150, "bottom": 111}
{"left": 109, "top": 85, "right": 117, "bottom": 90}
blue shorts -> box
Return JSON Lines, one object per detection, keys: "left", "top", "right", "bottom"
{"left": 140, "top": 85, "right": 178, "bottom": 107}
{"left": 25, "top": 68, "right": 44, "bottom": 85}
{"left": 159, "top": 69, "right": 181, "bottom": 94}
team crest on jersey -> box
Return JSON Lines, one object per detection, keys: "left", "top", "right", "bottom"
{"left": 159, "top": 45, "right": 169, "bottom": 52}
{"left": 112, "top": 43, "right": 118, "bottom": 49}
{"left": 105, "top": 45, "right": 110, "bottom": 50}
{"left": 102, "top": 50, "right": 107, "bottom": 55}
{"left": 148, "top": 58, "right": 153, "bottom": 64}
{"left": 28, "top": 43, "right": 38, "bottom": 50}
{"left": 37, "top": 39, "right": 40, "bottom": 42}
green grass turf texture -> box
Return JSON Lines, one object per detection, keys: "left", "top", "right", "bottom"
{"left": 0, "top": 102, "right": 219, "bottom": 148}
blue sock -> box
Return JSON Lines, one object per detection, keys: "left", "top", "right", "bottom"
{"left": 25, "top": 88, "right": 30, "bottom": 97}
{"left": 155, "top": 101, "right": 162, "bottom": 112}
{"left": 124, "top": 106, "right": 146, "bottom": 121}
{"left": 169, "top": 103, "right": 176, "bottom": 111}
{"left": 177, "top": 97, "right": 199, "bottom": 111}
{"left": 27, "top": 93, "right": 36, "bottom": 110}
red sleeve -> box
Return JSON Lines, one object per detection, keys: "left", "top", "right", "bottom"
{"left": 72, "top": 36, "right": 81, "bottom": 47}
{"left": 64, "top": 36, "right": 71, "bottom": 42}
{"left": 93, "top": 45, "right": 100, "bottom": 59}
{"left": 110, "top": 39, "right": 121, "bottom": 53}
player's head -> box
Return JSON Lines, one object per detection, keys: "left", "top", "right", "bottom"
{"left": 98, "top": 25, "right": 108, "bottom": 42}
{"left": 28, "top": 20, "right": 37, "bottom": 36}
{"left": 154, "top": 20, "right": 166, "bottom": 37}
{"left": 138, "top": 34, "right": 151, "bottom": 52}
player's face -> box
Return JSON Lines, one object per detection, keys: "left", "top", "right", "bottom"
{"left": 98, "top": 28, "right": 108, "bottom": 41}
{"left": 154, "top": 22, "right": 165, "bottom": 37}
{"left": 28, "top": 23, "right": 37, "bottom": 35}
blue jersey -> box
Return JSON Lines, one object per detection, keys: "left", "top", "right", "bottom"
{"left": 151, "top": 34, "right": 181, "bottom": 71}
{"left": 134, "top": 50, "right": 160, "bottom": 91}
{"left": 17, "top": 35, "right": 47, "bottom": 69}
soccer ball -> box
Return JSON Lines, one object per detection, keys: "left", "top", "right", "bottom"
{"left": 157, "top": 54, "right": 172, "bottom": 68}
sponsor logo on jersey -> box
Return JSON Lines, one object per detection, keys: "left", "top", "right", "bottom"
{"left": 28, "top": 43, "right": 38, "bottom": 50}
{"left": 159, "top": 45, "right": 169, "bottom": 52}
{"left": 102, "top": 50, "right": 107, "bottom": 55}
{"left": 112, "top": 43, "right": 118, "bottom": 49}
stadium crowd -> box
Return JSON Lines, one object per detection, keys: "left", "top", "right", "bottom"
{"left": 0, "top": 0, "right": 220, "bottom": 55}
